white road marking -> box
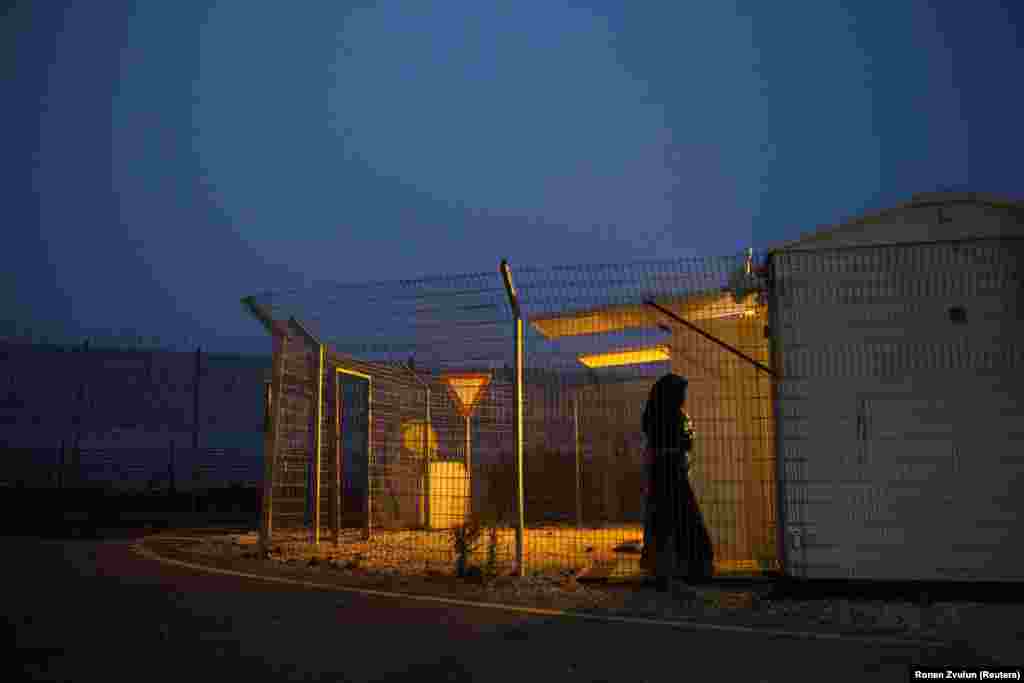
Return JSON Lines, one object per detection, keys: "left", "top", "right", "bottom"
{"left": 132, "top": 541, "right": 948, "bottom": 649}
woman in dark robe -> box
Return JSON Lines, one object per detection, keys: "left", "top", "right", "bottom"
{"left": 640, "top": 373, "right": 714, "bottom": 591}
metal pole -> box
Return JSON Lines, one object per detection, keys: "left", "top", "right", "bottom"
{"left": 424, "top": 387, "right": 431, "bottom": 529}
{"left": 261, "top": 332, "right": 286, "bottom": 555}
{"left": 312, "top": 344, "right": 325, "bottom": 546}
{"left": 514, "top": 317, "right": 525, "bottom": 576}
{"left": 57, "top": 440, "right": 65, "bottom": 491}
{"left": 168, "top": 440, "right": 176, "bottom": 495}
{"left": 574, "top": 394, "right": 581, "bottom": 530}
{"left": 243, "top": 304, "right": 297, "bottom": 556}
{"left": 192, "top": 347, "right": 201, "bottom": 450}
{"left": 500, "top": 259, "right": 526, "bottom": 577}
{"left": 365, "top": 377, "right": 373, "bottom": 541}
{"left": 404, "top": 362, "right": 432, "bottom": 531}
{"left": 465, "top": 413, "right": 472, "bottom": 521}
{"left": 333, "top": 373, "right": 342, "bottom": 545}
{"left": 766, "top": 254, "right": 789, "bottom": 576}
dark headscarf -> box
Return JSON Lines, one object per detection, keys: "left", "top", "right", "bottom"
{"left": 642, "top": 373, "right": 689, "bottom": 450}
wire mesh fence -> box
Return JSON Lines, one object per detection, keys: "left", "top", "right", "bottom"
{"left": 0, "top": 445, "right": 264, "bottom": 534}
{"left": 248, "top": 251, "right": 778, "bottom": 580}
{"left": 1, "top": 446, "right": 262, "bottom": 492}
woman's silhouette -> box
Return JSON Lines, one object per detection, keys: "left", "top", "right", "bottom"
{"left": 641, "top": 373, "right": 714, "bottom": 591}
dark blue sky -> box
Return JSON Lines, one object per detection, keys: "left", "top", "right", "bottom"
{"left": 6, "top": 1, "right": 1021, "bottom": 354}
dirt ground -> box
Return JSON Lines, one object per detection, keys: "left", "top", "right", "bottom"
{"left": 150, "top": 529, "right": 988, "bottom": 649}
{"left": 13, "top": 536, "right": 1003, "bottom": 683}
{"left": 187, "top": 525, "right": 762, "bottom": 580}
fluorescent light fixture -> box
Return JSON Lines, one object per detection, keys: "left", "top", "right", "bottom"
{"left": 578, "top": 345, "right": 671, "bottom": 369}
{"left": 531, "top": 294, "right": 760, "bottom": 340}
{"left": 703, "top": 308, "right": 759, "bottom": 320}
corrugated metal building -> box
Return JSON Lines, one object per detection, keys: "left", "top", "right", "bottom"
{"left": 769, "top": 192, "right": 1024, "bottom": 582}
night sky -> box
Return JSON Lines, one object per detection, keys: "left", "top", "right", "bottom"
{"left": 6, "top": 1, "right": 1022, "bottom": 355}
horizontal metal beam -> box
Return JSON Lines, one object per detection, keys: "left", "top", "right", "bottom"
{"left": 335, "top": 366, "right": 372, "bottom": 382}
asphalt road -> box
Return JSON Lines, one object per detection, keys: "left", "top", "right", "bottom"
{"left": 0, "top": 532, "right": 997, "bottom": 683}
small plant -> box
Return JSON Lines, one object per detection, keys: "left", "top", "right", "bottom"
{"left": 344, "top": 553, "right": 364, "bottom": 570}
{"left": 485, "top": 523, "right": 499, "bottom": 578}
{"left": 755, "top": 542, "right": 777, "bottom": 573}
{"left": 450, "top": 518, "right": 484, "bottom": 578}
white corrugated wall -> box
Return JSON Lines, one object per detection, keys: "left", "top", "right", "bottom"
{"left": 772, "top": 236, "right": 1024, "bottom": 581}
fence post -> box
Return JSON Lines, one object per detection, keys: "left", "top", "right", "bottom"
{"left": 312, "top": 343, "right": 325, "bottom": 546}
{"left": 262, "top": 331, "right": 285, "bottom": 555}
{"left": 766, "top": 253, "right": 788, "bottom": 576}
{"left": 500, "top": 259, "right": 525, "bottom": 577}
{"left": 365, "top": 376, "right": 373, "bottom": 542}
{"left": 464, "top": 414, "right": 472, "bottom": 520}
{"left": 573, "top": 395, "right": 581, "bottom": 530}
{"left": 168, "top": 440, "right": 176, "bottom": 497}
{"left": 332, "top": 371, "right": 342, "bottom": 544}
{"left": 514, "top": 316, "right": 524, "bottom": 575}
{"left": 192, "top": 347, "right": 201, "bottom": 450}
{"left": 423, "top": 385, "right": 431, "bottom": 530}
{"left": 57, "top": 440, "right": 65, "bottom": 491}
{"left": 72, "top": 436, "right": 80, "bottom": 489}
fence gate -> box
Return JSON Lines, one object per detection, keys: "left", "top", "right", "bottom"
{"left": 334, "top": 371, "right": 371, "bottom": 532}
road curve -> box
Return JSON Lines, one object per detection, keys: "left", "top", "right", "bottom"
{"left": 1, "top": 532, "right": 989, "bottom": 682}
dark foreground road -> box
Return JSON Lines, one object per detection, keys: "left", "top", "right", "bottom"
{"left": 0, "top": 533, "right": 998, "bottom": 683}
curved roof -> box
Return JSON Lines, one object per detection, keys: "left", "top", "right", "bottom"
{"left": 771, "top": 192, "right": 1024, "bottom": 252}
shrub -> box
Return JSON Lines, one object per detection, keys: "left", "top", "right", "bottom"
{"left": 449, "top": 517, "right": 484, "bottom": 578}
{"left": 485, "top": 521, "right": 499, "bottom": 578}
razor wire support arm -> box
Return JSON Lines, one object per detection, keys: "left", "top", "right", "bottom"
{"left": 241, "top": 296, "right": 290, "bottom": 338}
{"left": 644, "top": 300, "right": 775, "bottom": 377}
{"left": 501, "top": 259, "right": 526, "bottom": 578}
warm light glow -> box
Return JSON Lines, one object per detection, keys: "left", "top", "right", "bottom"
{"left": 440, "top": 373, "right": 491, "bottom": 417}
{"left": 428, "top": 461, "right": 470, "bottom": 529}
{"left": 704, "top": 308, "right": 759, "bottom": 320}
{"left": 401, "top": 419, "right": 438, "bottom": 458}
{"left": 531, "top": 294, "right": 759, "bottom": 340}
{"left": 578, "top": 345, "right": 671, "bottom": 368}
{"left": 532, "top": 310, "right": 651, "bottom": 339}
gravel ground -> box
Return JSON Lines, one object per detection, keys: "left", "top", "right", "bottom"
{"left": 144, "top": 530, "right": 984, "bottom": 645}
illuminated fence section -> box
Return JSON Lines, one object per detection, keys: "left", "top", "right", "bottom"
{"left": 514, "top": 256, "right": 777, "bottom": 578}
{"left": 263, "top": 323, "right": 319, "bottom": 534}
{"left": 246, "top": 252, "right": 778, "bottom": 579}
